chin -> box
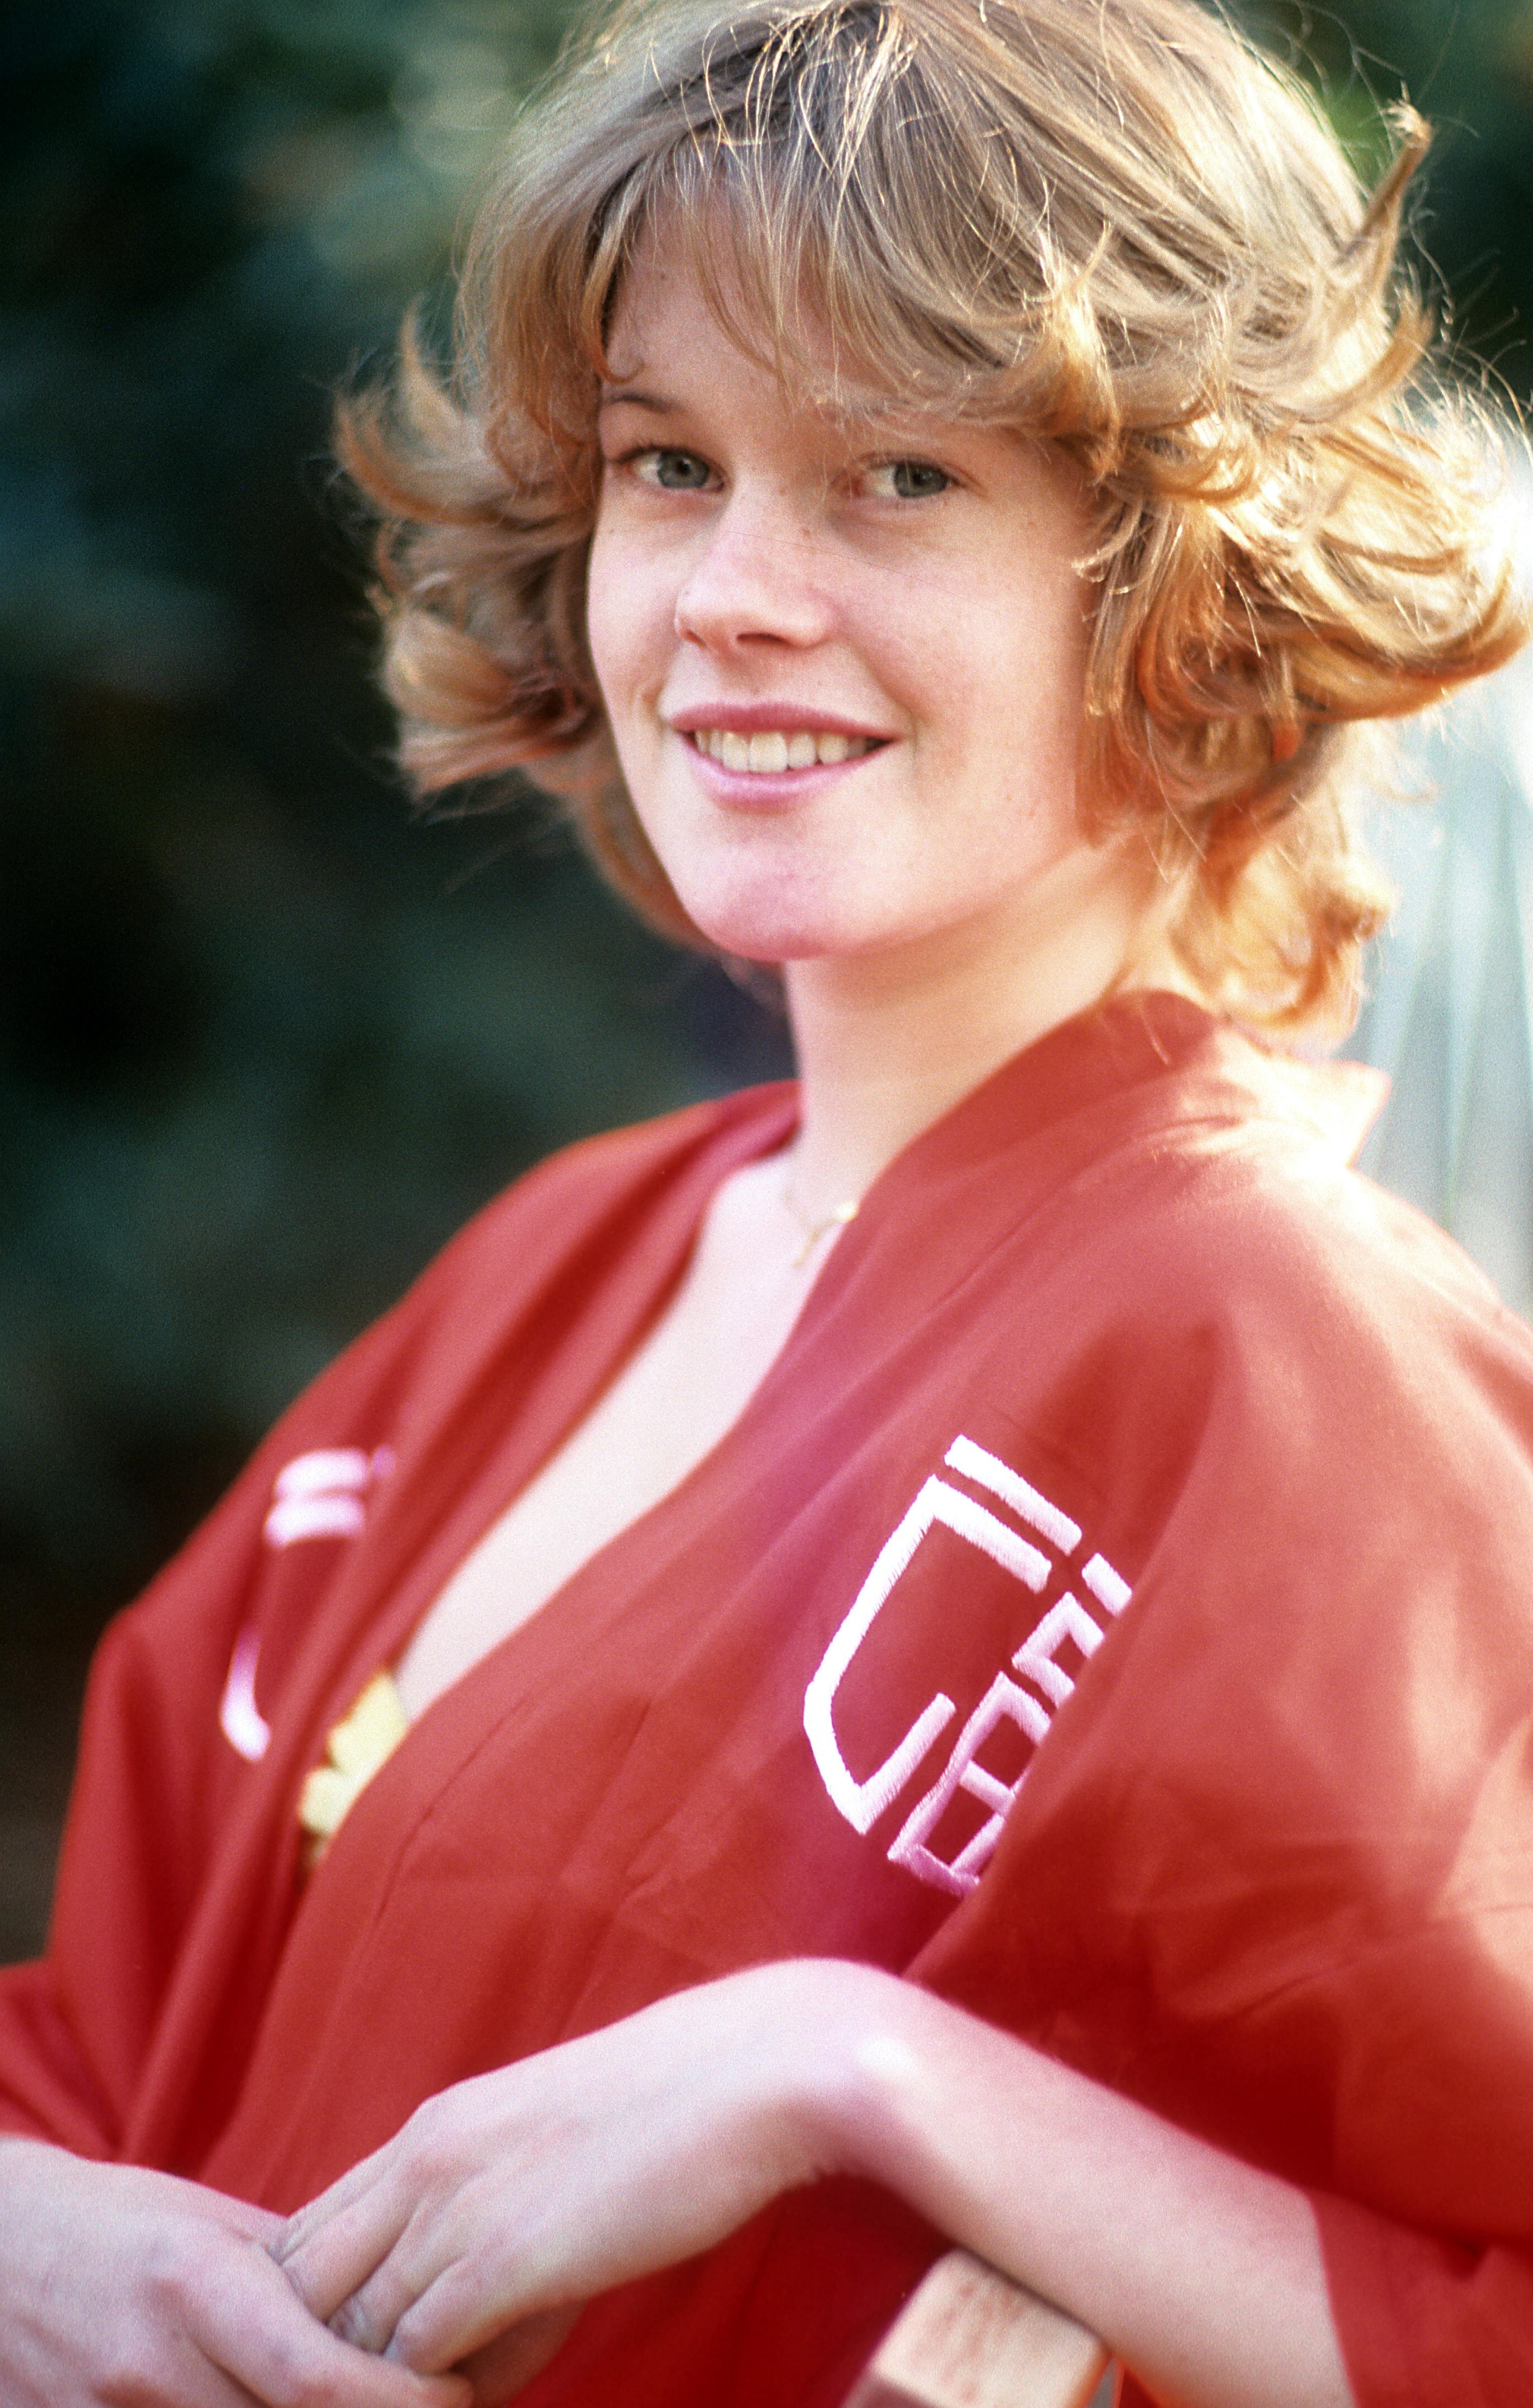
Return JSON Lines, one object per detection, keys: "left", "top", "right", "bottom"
{"left": 685, "top": 904, "right": 895, "bottom": 968}
{"left": 664, "top": 867, "right": 867, "bottom": 966}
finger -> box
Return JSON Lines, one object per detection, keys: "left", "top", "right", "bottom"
{"left": 278, "top": 2179, "right": 417, "bottom": 2328}
{"left": 328, "top": 2216, "right": 473, "bottom": 2363}
{"left": 328, "top": 2267, "right": 419, "bottom": 2360}
{"left": 275, "top": 2147, "right": 395, "bottom": 2271}
{"left": 384, "top": 2253, "right": 544, "bottom": 2378}
{"left": 190, "top": 2235, "right": 471, "bottom": 2408}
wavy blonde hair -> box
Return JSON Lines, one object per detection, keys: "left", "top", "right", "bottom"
{"left": 341, "top": 0, "right": 1527, "bottom": 1031}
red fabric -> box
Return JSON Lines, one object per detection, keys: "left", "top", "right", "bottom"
{"left": 3, "top": 994, "right": 1530, "bottom": 2405}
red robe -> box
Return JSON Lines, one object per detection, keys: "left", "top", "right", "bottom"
{"left": 3, "top": 994, "right": 1531, "bottom": 2406}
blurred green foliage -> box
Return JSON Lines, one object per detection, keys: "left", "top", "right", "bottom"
{"left": 1239, "top": 0, "right": 1533, "bottom": 394}
{"left": 0, "top": 0, "right": 789, "bottom": 1632}
{"left": 1, "top": 0, "right": 1530, "bottom": 1641}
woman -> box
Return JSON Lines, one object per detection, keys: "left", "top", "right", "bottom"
{"left": 2, "top": 1, "right": 1528, "bottom": 2403}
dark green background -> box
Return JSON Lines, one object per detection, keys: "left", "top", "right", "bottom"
{"left": 3, "top": 0, "right": 1530, "bottom": 1959}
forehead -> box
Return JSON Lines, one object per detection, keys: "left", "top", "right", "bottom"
{"left": 600, "top": 213, "right": 928, "bottom": 436}
{"left": 602, "top": 224, "right": 741, "bottom": 376}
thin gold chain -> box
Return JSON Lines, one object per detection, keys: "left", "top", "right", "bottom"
{"left": 781, "top": 1177, "right": 860, "bottom": 1270}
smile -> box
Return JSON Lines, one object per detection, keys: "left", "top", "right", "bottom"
{"left": 687, "top": 729, "right": 879, "bottom": 772}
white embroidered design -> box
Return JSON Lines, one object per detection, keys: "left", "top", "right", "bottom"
{"left": 223, "top": 1444, "right": 395, "bottom": 1760}
{"left": 1081, "top": 1552, "right": 1131, "bottom": 1616}
{"left": 1013, "top": 1592, "right": 1109, "bottom": 1707}
{"left": 803, "top": 1473, "right": 1050, "bottom": 1835}
{"left": 262, "top": 1445, "right": 394, "bottom": 1550}
{"left": 219, "top": 1623, "right": 271, "bottom": 1762}
{"left": 889, "top": 1670, "right": 1048, "bottom": 1891}
{"left": 804, "top": 1433, "right": 1132, "bottom": 1895}
{"left": 943, "top": 1434, "right": 1082, "bottom": 1554}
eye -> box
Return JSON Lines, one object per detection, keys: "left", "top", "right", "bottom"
{"left": 632, "top": 447, "right": 715, "bottom": 492}
{"left": 865, "top": 458, "right": 953, "bottom": 501}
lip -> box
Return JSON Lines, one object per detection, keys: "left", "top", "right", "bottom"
{"left": 674, "top": 728, "right": 886, "bottom": 811}
{"left": 664, "top": 700, "right": 892, "bottom": 743}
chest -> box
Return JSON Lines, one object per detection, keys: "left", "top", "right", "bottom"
{"left": 205, "top": 1301, "right": 1157, "bottom": 2207}
{"left": 394, "top": 1155, "right": 829, "bottom": 1722}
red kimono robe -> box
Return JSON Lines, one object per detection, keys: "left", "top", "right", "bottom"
{"left": 3, "top": 993, "right": 1531, "bottom": 2407}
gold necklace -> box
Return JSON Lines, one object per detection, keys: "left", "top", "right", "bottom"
{"left": 782, "top": 1175, "right": 861, "bottom": 1269}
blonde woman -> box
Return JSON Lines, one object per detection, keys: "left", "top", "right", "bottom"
{"left": 1, "top": 3, "right": 1528, "bottom": 2404}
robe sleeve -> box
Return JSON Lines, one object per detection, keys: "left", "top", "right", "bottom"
{"left": 0, "top": 1100, "right": 739, "bottom": 2167}
{"left": 0, "top": 1262, "right": 449, "bottom": 2157}
{"left": 1313, "top": 2198, "right": 1533, "bottom": 2408}
{"left": 909, "top": 1175, "right": 1533, "bottom": 2408}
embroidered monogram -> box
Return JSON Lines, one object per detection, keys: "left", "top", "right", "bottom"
{"left": 262, "top": 1444, "right": 395, "bottom": 1550}
{"left": 217, "top": 1443, "right": 398, "bottom": 1763}
{"left": 218, "top": 1623, "right": 271, "bottom": 1762}
{"left": 804, "top": 1433, "right": 1132, "bottom": 1895}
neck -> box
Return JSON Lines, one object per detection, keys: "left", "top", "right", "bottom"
{"left": 779, "top": 843, "right": 1194, "bottom": 1218}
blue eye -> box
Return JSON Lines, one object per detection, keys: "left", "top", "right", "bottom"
{"left": 640, "top": 449, "right": 713, "bottom": 490}
{"left": 868, "top": 459, "right": 952, "bottom": 501}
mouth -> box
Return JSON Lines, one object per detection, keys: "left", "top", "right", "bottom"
{"left": 685, "top": 727, "right": 881, "bottom": 774}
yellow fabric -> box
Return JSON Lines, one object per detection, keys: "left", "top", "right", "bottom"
{"left": 297, "top": 1669, "right": 409, "bottom": 1860}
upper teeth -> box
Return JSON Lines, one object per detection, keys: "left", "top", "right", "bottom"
{"left": 692, "top": 729, "right": 873, "bottom": 772}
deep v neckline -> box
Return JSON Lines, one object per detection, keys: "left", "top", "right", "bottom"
{"left": 290, "top": 994, "right": 1315, "bottom": 1871}
{"left": 296, "top": 1083, "right": 811, "bottom": 1803}
{"left": 387, "top": 1119, "right": 860, "bottom": 1727}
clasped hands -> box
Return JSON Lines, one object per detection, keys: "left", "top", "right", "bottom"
{"left": 0, "top": 1963, "right": 880, "bottom": 2408}
{"left": 272, "top": 1960, "right": 850, "bottom": 2402}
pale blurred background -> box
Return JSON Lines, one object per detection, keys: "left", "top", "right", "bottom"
{"left": 2, "top": 0, "right": 1530, "bottom": 1961}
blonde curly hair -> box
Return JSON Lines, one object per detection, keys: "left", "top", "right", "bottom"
{"left": 340, "top": 0, "right": 1527, "bottom": 1032}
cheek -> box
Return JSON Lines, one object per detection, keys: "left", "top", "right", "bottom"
{"left": 583, "top": 521, "right": 632, "bottom": 717}
{"left": 585, "top": 524, "right": 680, "bottom": 835}
{"left": 888, "top": 538, "right": 1088, "bottom": 715}
{"left": 973, "top": 577, "right": 1091, "bottom": 761}
{"left": 586, "top": 485, "right": 694, "bottom": 682}
{"left": 585, "top": 509, "right": 681, "bottom": 724}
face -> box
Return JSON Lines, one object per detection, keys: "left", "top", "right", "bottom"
{"left": 587, "top": 230, "right": 1104, "bottom": 972}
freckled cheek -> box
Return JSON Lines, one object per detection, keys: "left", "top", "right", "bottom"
{"left": 587, "top": 534, "right": 684, "bottom": 728}
{"left": 585, "top": 531, "right": 633, "bottom": 711}
{"left": 870, "top": 577, "right": 1066, "bottom": 735}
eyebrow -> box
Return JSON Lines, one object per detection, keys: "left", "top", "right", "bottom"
{"left": 597, "top": 386, "right": 677, "bottom": 413}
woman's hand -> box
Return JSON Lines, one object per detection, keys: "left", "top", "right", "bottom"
{"left": 276, "top": 1958, "right": 1359, "bottom": 2408}
{"left": 0, "top": 2137, "right": 471, "bottom": 2408}
{"left": 274, "top": 1962, "right": 848, "bottom": 2388}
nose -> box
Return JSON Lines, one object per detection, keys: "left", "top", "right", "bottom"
{"left": 673, "top": 481, "right": 833, "bottom": 654}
